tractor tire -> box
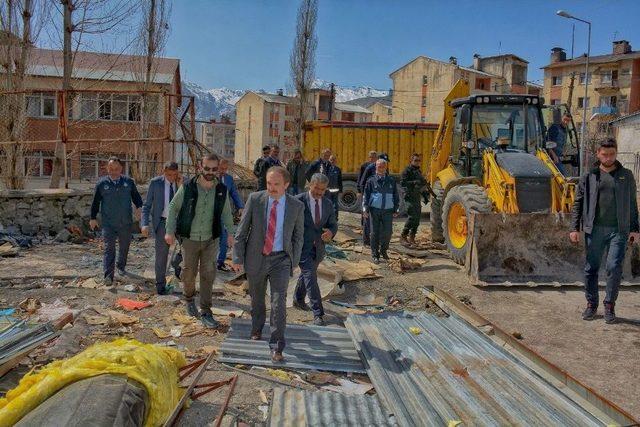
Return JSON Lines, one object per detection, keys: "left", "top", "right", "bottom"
{"left": 339, "top": 180, "right": 361, "bottom": 213}
{"left": 442, "top": 184, "right": 492, "bottom": 265}
{"left": 430, "top": 181, "right": 445, "bottom": 243}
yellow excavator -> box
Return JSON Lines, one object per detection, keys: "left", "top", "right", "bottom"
{"left": 428, "top": 80, "right": 584, "bottom": 282}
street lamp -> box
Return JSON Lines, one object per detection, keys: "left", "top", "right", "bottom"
{"left": 557, "top": 9, "right": 591, "bottom": 174}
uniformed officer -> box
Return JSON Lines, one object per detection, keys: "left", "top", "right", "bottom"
{"left": 400, "top": 153, "right": 427, "bottom": 247}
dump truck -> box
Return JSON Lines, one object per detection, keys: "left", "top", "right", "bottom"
{"left": 303, "top": 121, "right": 437, "bottom": 212}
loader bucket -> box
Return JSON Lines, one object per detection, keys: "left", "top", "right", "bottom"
{"left": 466, "top": 212, "right": 640, "bottom": 284}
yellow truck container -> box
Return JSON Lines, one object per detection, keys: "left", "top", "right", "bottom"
{"left": 303, "top": 121, "right": 437, "bottom": 212}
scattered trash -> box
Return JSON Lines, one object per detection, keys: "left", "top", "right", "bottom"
{"left": 512, "top": 331, "right": 523, "bottom": 340}
{"left": 258, "top": 405, "right": 269, "bottom": 421}
{"left": 409, "top": 327, "right": 422, "bottom": 335}
{"left": 170, "top": 327, "right": 182, "bottom": 338}
{"left": 448, "top": 421, "right": 463, "bottom": 427}
{"left": 123, "top": 284, "right": 136, "bottom": 292}
{"left": 153, "top": 328, "right": 171, "bottom": 339}
{"left": 86, "top": 307, "right": 139, "bottom": 326}
{"left": 0, "top": 242, "right": 19, "bottom": 257}
{"left": 68, "top": 277, "right": 104, "bottom": 289}
{"left": 156, "top": 295, "right": 181, "bottom": 305}
{"left": 18, "top": 298, "right": 41, "bottom": 314}
{"left": 0, "top": 308, "right": 16, "bottom": 317}
{"left": 172, "top": 309, "right": 196, "bottom": 325}
{"left": 116, "top": 298, "right": 151, "bottom": 311}
{"left": 259, "top": 389, "right": 269, "bottom": 404}
{"left": 37, "top": 299, "right": 77, "bottom": 323}
{"left": 211, "top": 305, "right": 245, "bottom": 317}
{"left": 387, "top": 296, "right": 402, "bottom": 307}
{"left": 322, "top": 378, "right": 374, "bottom": 395}
{"left": 389, "top": 257, "right": 426, "bottom": 273}
{"left": 266, "top": 368, "right": 296, "bottom": 382}
{"left": 457, "top": 295, "right": 473, "bottom": 306}
{"left": 354, "top": 294, "right": 386, "bottom": 307}
{"left": 304, "top": 371, "right": 337, "bottom": 385}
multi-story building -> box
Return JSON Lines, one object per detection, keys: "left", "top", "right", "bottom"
{"left": 1, "top": 46, "right": 181, "bottom": 186}
{"left": 542, "top": 40, "right": 640, "bottom": 137}
{"left": 196, "top": 119, "right": 235, "bottom": 159}
{"left": 234, "top": 90, "right": 373, "bottom": 167}
{"left": 390, "top": 54, "right": 538, "bottom": 123}
{"left": 343, "top": 96, "right": 392, "bottom": 122}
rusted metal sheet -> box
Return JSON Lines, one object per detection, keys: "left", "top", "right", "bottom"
{"left": 268, "top": 388, "right": 395, "bottom": 427}
{"left": 346, "top": 310, "right": 628, "bottom": 427}
{"left": 219, "top": 319, "right": 365, "bottom": 374}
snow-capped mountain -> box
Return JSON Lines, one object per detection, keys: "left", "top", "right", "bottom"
{"left": 183, "top": 79, "right": 390, "bottom": 121}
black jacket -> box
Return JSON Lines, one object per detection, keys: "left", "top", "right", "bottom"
{"left": 401, "top": 164, "right": 427, "bottom": 198}
{"left": 176, "top": 176, "right": 228, "bottom": 240}
{"left": 306, "top": 158, "right": 330, "bottom": 182}
{"left": 571, "top": 161, "right": 639, "bottom": 234}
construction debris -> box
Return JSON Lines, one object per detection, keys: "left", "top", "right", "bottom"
{"left": 219, "top": 319, "right": 365, "bottom": 373}
{"left": 388, "top": 257, "right": 426, "bottom": 273}
{"left": 116, "top": 298, "right": 152, "bottom": 311}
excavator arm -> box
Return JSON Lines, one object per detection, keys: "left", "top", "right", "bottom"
{"left": 536, "top": 148, "right": 576, "bottom": 213}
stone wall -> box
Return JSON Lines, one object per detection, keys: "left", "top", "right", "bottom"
{"left": 0, "top": 179, "right": 257, "bottom": 237}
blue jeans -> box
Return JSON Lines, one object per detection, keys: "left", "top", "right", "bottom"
{"left": 103, "top": 225, "right": 132, "bottom": 280}
{"left": 294, "top": 248, "right": 324, "bottom": 317}
{"left": 217, "top": 228, "right": 228, "bottom": 267}
{"left": 584, "top": 226, "right": 628, "bottom": 306}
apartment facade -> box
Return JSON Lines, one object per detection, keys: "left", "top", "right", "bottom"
{"left": 390, "top": 54, "right": 538, "bottom": 123}
{"left": 344, "top": 96, "right": 392, "bottom": 122}
{"left": 234, "top": 91, "right": 373, "bottom": 168}
{"left": 196, "top": 119, "right": 235, "bottom": 159}
{"left": 1, "top": 47, "right": 181, "bottom": 185}
{"left": 542, "top": 40, "right": 640, "bottom": 137}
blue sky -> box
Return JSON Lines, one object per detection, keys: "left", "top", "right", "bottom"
{"left": 166, "top": 0, "right": 640, "bottom": 91}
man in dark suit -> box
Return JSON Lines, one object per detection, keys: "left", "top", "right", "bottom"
{"left": 327, "top": 155, "right": 342, "bottom": 221}
{"left": 232, "top": 166, "right": 305, "bottom": 362}
{"left": 292, "top": 173, "right": 338, "bottom": 326}
{"left": 305, "top": 148, "right": 331, "bottom": 182}
{"left": 141, "top": 161, "right": 182, "bottom": 294}
{"left": 254, "top": 145, "right": 271, "bottom": 191}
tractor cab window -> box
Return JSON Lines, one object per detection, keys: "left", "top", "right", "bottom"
{"left": 451, "top": 105, "right": 468, "bottom": 162}
{"left": 471, "top": 104, "right": 540, "bottom": 153}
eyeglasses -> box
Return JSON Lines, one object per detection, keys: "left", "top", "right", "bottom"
{"left": 202, "top": 166, "right": 218, "bottom": 172}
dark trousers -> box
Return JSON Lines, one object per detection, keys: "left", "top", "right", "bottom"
{"left": 329, "top": 193, "right": 339, "bottom": 221}
{"left": 154, "top": 219, "right": 170, "bottom": 291}
{"left": 294, "top": 248, "right": 323, "bottom": 317}
{"left": 402, "top": 197, "right": 421, "bottom": 237}
{"left": 584, "top": 225, "right": 628, "bottom": 306}
{"left": 369, "top": 207, "right": 393, "bottom": 258}
{"left": 217, "top": 228, "right": 228, "bottom": 267}
{"left": 247, "top": 252, "right": 291, "bottom": 352}
{"left": 103, "top": 225, "right": 132, "bottom": 280}
{"left": 362, "top": 212, "right": 370, "bottom": 245}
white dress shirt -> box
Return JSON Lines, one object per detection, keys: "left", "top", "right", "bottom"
{"left": 309, "top": 191, "right": 322, "bottom": 224}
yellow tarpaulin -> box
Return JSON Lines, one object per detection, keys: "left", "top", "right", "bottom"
{"left": 0, "top": 338, "right": 186, "bottom": 426}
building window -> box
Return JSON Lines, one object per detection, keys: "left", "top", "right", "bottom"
{"left": 619, "top": 95, "right": 628, "bottom": 114}
{"left": 284, "top": 105, "right": 294, "bottom": 116}
{"left": 621, "top": 68, "right": 631, "bottom": 76}
{"left": 421, "top": 117, "right": 426, "bottom": 123}
{"left": 600, "top": 96, "right": 617, "bottom": 107}
{"left": 421, "top": 98, "right": 427, "bottom": 107}
{"left": 284, "top": 120, "right": 294, "bottom": 132}
{"left": 26, "top": 93, "right": 57, "bottom": 118}
{"left": 600, "top": 70, "right": 618, "bottom": 85}
{"left": 579, "top": 72, "right": 591, "bottom": 85}
{"left": 24, "top": 151, "right": 54, "bottom": 177}
{"left": 475, "top": 78, "right": 490, "bottom": 91}
{"left": 80, "top": 153, "right": 128, "bottom": 179}
{"left": 341, "top": 112, "right": 355, "bottom": 122}
{"left": 78, "top": 93, "right": 154, "bottom": 122}
{"left": 551, "top": 75, "right": 562, "bottom": 86}
{"left": 551, "top": 99, "right": 561, "bottom": 106}
{"left": 422, "top": 75, "right": 428, "bottom": 85}
{"left": 577, "top": 97, "right": 589, "bottom": 109}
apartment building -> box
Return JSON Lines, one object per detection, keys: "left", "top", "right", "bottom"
{"left": 542, "top": 40, "right": 640, "bottom": 136}
{"left": 344, "top": 96, "right": 392, "bottom": 122}
{"left": 390, "top": 54, "right": 538, "bottom": 123}
{"left": 196, "top": 119, "right": 235, "bottom": 159}
{"left": 234, "top": 90, "right": 372, "bottom": 168}
{"left": 1, "top": 46, "right": 181, "bottom": 185}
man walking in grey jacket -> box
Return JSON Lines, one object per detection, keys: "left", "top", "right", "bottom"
{"left": 571, "top": 138, "right": 640, "bottom": 323}
{"left": 232, "top": 166, "right": 305, "bottom": 362}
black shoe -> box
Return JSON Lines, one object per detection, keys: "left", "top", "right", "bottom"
{"left": 313, "top": 316, "right": 325, "bottom": 326}
{"left": 293, "top": 299, "right": 311, "bottom": 311}
{"left": 156, "top": 286, "right": 168, "bottom": 296}
{"left": 201, "top": 311, "right": 220, "bottom": 329}
{"left": 372, "top": 257, "right": 380, "bottom": 265}
{"left": 103, "top": 276, "right": 114, "bottom": 287}
{"left": 604, "top": 303, "right": 616, "bottom": 324}
{"left": 217, "top": 263, "right": 231, "bottom": 272}
{"left": 381, "top": 252, "right": 390, "bottom": 261}
{"left": 116, "top": 268, "right": 127, "bottom": 279}
{"left": 186, "top": 300, "right": 199, "bottom": 318}
{"left": 582, "top": 303, "right": 597, "bottom": 320}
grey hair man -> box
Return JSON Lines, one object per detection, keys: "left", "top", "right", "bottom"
{"left": 292, "top": 173, "right": 338, "bottom": 325}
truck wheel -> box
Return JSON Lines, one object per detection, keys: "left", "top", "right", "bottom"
{"left": 442, "top": 184, "right": 492, "bottom": 265}
{"left": 339, "top": 181, "right": 361, "bottom": 213}
{"left": 430, "top": 181, "right": 445, "bottom": 243}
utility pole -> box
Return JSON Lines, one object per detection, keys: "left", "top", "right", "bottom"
{"left": 328, "top": 82, "right": 335, "bottom": 121}
{"left": 567, "top": 72, "right": 575, "bottom": 110}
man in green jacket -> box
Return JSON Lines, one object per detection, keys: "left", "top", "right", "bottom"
{"left": 400, "top": 153, "right": 427, "bottom": 247}
{"left": 165, "top": 153, "right": 236, "bottom": 329}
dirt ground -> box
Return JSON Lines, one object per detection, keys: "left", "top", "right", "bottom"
{"left": 1, "top": 211, "right": 639, "bottom": 425}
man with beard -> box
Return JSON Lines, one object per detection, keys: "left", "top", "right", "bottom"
{"left": 165, "top": 154, "right": 236, "bottom": 329}
{"left": 571, "top": 138, "right": 640, "bottom": 324}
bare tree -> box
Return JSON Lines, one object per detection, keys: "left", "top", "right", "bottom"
{"left": 49, "top": 0, "right": 136, "bottom": 188}
{"left": 0, "top": 0, "right": 41, "bottom": 189}
{"left": 130, "top": 0, "right": 171, "bottom": 183}
{"left": 289, "top": 0, "right": 317, "bottom": 151}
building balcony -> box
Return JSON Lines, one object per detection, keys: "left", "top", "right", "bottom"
{"left": 594, "top": 80, "right": 620, "bottom": 92}
{"left": 591, "top": 106, "right": 618, "bottom": 115}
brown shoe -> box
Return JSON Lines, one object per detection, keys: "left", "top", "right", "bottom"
{"left": 400, "top": 235, "right": 410, "bottom": 247}
{"left": 408, "top": 234, "right": 416, "bottom": 246}
{"left": 250, "top": 332, "right": 262, "bottom": 340}
{"left": 271, "top": 351, "right": 284, "bottom": 362}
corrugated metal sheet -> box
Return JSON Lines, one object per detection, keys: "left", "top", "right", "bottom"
{"left": 346, "top": 312, "right": 609, "bottom": 427}
{"left": 268, "top": 388, "right": 395, "bottom": 427}
{"left": 219, "top": 319, "right": 365, "bottom": 373}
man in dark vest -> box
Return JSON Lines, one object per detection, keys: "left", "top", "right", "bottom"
{"left": 254, "top": 145, "right": 271, "bottom": 191}
{"left": 165, "top": 153, "right": 236, "bottom": 328}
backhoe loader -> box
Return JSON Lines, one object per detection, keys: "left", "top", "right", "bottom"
{"left": 428, "top": 80, "right": 587, "bottom": 282}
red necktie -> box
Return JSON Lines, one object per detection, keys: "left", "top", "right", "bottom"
{"left": 315, "top": 198, "right": 321, "bottom": 226}
{"left": 262, "top": 199, "right": 279, "bottom": 255}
